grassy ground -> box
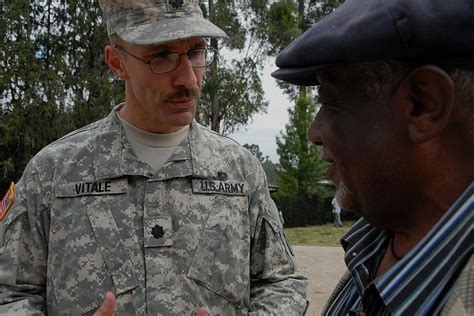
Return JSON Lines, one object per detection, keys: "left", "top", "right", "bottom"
{"left": 284, "top": 221, "right": 355, "bottom": 247}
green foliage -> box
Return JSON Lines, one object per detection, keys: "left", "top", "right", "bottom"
{"left": 273, "top": 93, "right": 332, "bottom": 227}
{"left": 305, "top": 0, "right": 346, "bottom": 26}
{"left": 267, "top": 0, "right": 300, "bottom": 55}
{"left": 211, "top": 0, "right": 246, "bottom": 50}
{"left": 261, "top": 160, "right": 279, "bottom": 185}
{"left": 242, "top": 143, "right": 279, "bottom": 185}
{"left": 198, "top": 0, "right": 273, "bottom": 134}
{"left": 276, "top": 93, "right": 327, "bottom": 196}
{"left": 267, "top": 0, "right": 347, "bottom": 99}
{"left": 273, "top": 192, "right": 333, "bottom": 227}
{"left": 266, "top": 0, "right": 346, "bottom": 227}
{"left": 198, "top": 57, "right": 268, "bottom": 135}
{"left": 0, "top": 1, "right": 123, "bottom": 194}
{"left": 243, "top": 143, "right": 269, "bottom": 163}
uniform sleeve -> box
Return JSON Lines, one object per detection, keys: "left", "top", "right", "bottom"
{"left": 0, "top": 161, "right": 49, "bottom": 315}
{"left": 248, "top": 162, "right": 308, "bottom": 314}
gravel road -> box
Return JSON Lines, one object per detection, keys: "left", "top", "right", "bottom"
{"left": 293, "top": 246, "right": 346, "bottom": 316}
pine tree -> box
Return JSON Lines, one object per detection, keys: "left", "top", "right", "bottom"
{"left": 266, "top": 0, "right": 346, "bottom": 226}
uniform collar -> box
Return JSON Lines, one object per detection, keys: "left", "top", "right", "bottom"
{"left": 151, "top": 120, "right": 222, "bottom": 181}
{"left": 93, "top": 106, "right": 225, "bottom": 181}
{"left": 93, "top": 105, "right": 154, "bottom": 180}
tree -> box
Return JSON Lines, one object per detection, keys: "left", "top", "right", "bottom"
{"left": 243, "top": 143, "right": 279, "bottom": 185}
{"left": 243, "top": 143, "right": 269, "bottom": 163}
{"left": 275, "top": 93, "right": 327, "bottom": 196}
{"left": 197, "top": 0, "right": 270, "bottom": 135}
{"left": 0, "top": 0, "right": 276, "bottom": 194}
{"left": 0, "top": 1, "right": 123, "bottom": 194}
{"left": 266, "top": 0, "right": 346, "bottom": 226}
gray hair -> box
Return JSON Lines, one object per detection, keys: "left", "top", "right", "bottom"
{"left": 351, "top": 61, "right": 474, "bottom": 110}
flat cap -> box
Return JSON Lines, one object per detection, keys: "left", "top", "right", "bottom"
{"left": 272, "top": 0, "right": 474, "bottom": 86}
{"left": 99, "top": 0, "right": 226, "bottom": 45}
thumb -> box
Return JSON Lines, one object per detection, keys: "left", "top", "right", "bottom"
{"left": 94, "top": 292, "right": 116, "bottom": 316}
{"left": 196, "top": 306, "right": 208, "bottom": 316}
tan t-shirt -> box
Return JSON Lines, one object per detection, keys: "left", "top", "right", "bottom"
{"left": 117, "top": 114, "right": 189, "bottom": 172}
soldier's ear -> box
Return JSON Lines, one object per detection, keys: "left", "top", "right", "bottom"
{"left": 401, "top": 65, "right": 455, "bottom": 144}
{"left": 105, "top": 46, "right": 129, "bottom": 80}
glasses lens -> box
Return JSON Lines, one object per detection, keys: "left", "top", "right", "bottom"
{"left": 204, "top": 48, "right": 216, "bottom": 66}
{"left": 188, "top": 49, "right": 207, "bottom": 68}
{"left": 150, "top": 53, "right": 179, "bottom": 74}
{"left": 149, "top": 48, "right": 216, "bottom": 73}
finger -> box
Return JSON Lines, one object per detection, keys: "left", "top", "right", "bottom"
{"left": 94, "top": 292, "right": 116, "bottom": 316}
{"left": 196, "top": 306, "right": 208, "bottom": 316}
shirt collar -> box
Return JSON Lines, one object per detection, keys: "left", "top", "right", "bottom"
{"left": 340, "top": 218, "right": 389, "bottom": 294}
{"left": 93, "top": 105, "right": 153, "bottom": 180}
{"left": 374, "top": 182, "right": 474, "bottom": 314}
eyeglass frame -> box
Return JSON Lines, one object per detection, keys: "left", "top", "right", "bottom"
{"left": 113, "top": 43, "right": 218, "bottom": 74}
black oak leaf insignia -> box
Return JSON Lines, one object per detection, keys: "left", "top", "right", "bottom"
{"left": 152, "top": 224, "right": 165, "bottom": 239}
{"left": 169, "top": 0, "right": 184, "bottom": 9}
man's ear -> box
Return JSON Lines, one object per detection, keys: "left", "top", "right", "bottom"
{"left": 105, "top": 46, "right": 129, "bottom": 80}
{"left": 401, "top": 65, "right": 455, "bottom": 144}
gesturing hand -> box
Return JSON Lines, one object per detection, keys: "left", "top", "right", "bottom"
{"left": 94, "top": 292, "right": 116, "bottom": 316}
{"left": 196, "top": 307, "right": 209, "bottom": 316}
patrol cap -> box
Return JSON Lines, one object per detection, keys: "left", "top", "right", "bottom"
{"left": 99, "top": 0, "right": 227, "bottom": 45}
{"left": 272, "top": 0, "right": 474, "bottom": 86}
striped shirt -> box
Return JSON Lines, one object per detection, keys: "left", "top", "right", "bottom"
{"left": 323, "top": 183, "right": 473, "bottom": 315}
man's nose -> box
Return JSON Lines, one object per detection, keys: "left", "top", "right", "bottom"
{"left": 172, "top": 56, "right": 198, "bottom": 89}
{"left": 308, "top": 109, "right": 323, "bottom": 145}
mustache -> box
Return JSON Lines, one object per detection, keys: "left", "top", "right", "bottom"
{"left": 166, "top": 88, "right": 200, "bottom": 100}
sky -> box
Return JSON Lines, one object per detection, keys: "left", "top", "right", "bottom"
{"left": 228, "top": 58, "right": 292, "bottom": 163}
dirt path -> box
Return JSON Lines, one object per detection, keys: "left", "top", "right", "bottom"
{"left": 293, "top": 246, "right": 346, "bottom": 315}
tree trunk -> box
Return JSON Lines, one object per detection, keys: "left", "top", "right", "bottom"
{"left": 208, "top": 0, "right": 220, "bottom": 132}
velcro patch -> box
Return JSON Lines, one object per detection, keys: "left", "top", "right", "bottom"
{"left": 0, "top": 182, "right": 14, "bottom": 221}
{"left": 192, "top": 179, "right": 247, "bottom": 196}
{"left": 55, "top": 178, "right": 128, "bottom": 197}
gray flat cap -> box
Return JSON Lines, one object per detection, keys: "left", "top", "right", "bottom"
{"left": 99, "top": 0, "right": 227, "bottom": 45}
{"left": 272, "top": 0, "right": 474, "bottom": 86}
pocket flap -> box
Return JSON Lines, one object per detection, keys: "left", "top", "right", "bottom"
{"left": 87, "top": 207, "right": 138, "bottom": 294}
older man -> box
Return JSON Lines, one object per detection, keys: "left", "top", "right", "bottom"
{"left": 0, "top": 0, "right": 308, "bottom": 314}
{"left": 273, "top": 0, "right": 473, "bottom": 314}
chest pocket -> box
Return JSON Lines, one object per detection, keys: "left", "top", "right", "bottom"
{"left": 186, "top": 186, "right": 250, "bottom": 307}
{"left": 50, "top": 178, "right": 139, "bottom": 315}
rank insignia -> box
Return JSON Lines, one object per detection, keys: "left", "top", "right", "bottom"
{"left": 0, "top": 182, "right": 14, "bottom": 221}
{"left": 152, "top": 224, "right": 165, "bottom": 240}
{"left": 166, "top": 0, "right": 186, "bottom": 12}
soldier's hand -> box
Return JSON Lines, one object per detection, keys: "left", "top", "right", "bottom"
{"left": 94, "top": 292, "right": 116, "bottom": 316}
{"left": 196, "top": 307, "right": 208, "bottom": 316}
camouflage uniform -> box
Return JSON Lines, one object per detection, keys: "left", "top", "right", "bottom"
{"left": 0, "top": 107, "right": 308, "bottom": 315}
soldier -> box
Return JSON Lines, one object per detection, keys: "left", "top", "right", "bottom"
{"left": 0, "top": 0, "right": 308, "bottom": 314}
{"left": 273, "top": 0, "right": 473, "bottom": 314}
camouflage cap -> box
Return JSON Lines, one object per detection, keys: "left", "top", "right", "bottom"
{"left": 99, "top": 0, "right": 227, "bottom": 45}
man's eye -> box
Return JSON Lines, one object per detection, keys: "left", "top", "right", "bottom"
{"left": 318, "top": 97, "right": 342, "bottom": 106}
{"left": 153, "top": 51, "right": 172, "bottom": 59}
{"left": 189, "top": 50, "right": 205, "bottom": 57}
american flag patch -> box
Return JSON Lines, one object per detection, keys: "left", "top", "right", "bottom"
{"left": 0, "top": 182, "right": 14, "bottom": 221}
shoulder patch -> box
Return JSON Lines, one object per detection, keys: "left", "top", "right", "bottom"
{"left": 0, "top": 182, "right": 14, "bottom": 221}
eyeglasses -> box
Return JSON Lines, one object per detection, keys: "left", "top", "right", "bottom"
{"left": 114, "top": 44, "right": 217, "bottom": 74}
